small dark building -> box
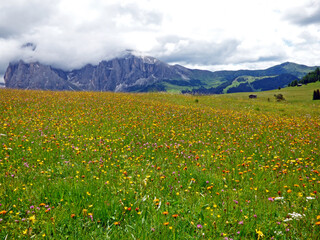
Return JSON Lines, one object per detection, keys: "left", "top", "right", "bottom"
{"left": 249, "top": 94, "right": 257, "bottom": 98}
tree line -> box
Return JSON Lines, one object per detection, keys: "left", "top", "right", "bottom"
{"left": 288, "top": 67, "right": 320, "bottom": 86}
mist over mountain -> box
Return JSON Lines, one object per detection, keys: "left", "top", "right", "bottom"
{"left": 4, "top": 53, "right": 318, "bottom": 94}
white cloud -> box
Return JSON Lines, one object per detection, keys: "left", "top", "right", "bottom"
{"left": 0, "top": 0, "right": 319, "bottom": 76}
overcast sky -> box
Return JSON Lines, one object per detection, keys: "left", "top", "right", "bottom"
{"left": 1, "top": 0, "right": 320, "bottom": 81}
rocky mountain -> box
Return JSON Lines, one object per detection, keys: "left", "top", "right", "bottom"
{"left": 4, "top": 53, "right": 195, "bottom": 92}
{"left": 4, "top": 53, "right": 318, "bottom": 93}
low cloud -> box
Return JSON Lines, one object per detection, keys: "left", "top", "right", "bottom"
{"left": 0, "top": 0, "right": 319, "bottom": 78}
{"left": 0, "top": 0, "right": 163, "bottom": 75}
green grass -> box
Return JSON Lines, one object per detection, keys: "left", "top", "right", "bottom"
{"left": 222, "top": 76, "right": 275, "bottom": 93}
{"left": 0, "top": 85, "right": 319, "bottom": 239}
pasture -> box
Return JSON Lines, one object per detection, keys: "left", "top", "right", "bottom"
{"left": 0, "top": 83, "right": 319, "bottom": 239}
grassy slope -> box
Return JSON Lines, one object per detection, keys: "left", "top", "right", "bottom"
{"left": 0, "top": 84, "right": 319, "bottom": 239}
{"left": 222, "top": 76, "right": 275, "bottom": 93}
{"left": 152, "top": 81, "right": 320, "bottom": 116}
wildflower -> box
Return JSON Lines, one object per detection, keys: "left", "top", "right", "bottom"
{"left": 233, "top": 200, "right": 238, "bottom": 204}
{"left": 0, "top": 210, "right": 7, "bottom": 215}
{"left": 315, "top": 221, "right": 320, "bottom": 225}
{"left": 163, "top": 222, "right": 169, "bottom": 226}
{"left": 162, "top": 211, "right": 168, "bottom": 215}
{"left": 29, "top": 215, "right": 36, "bottom": 224}
{"left": 283, "top": 218, "right": 292, "bottom": 222}
{"left": 274, "top": 197, "right": 284, "bottom": 200}
{"left": 268, "top": 197, "right": 274, "bottom": 202}
{"left": 71, "top": 214, "right": 76, "bottom": 218}
{"left": 254, "top": 214, "right": 257, "bottom": 218}
{"left": 306, "top": 196, "right": 315, "bottom": 201}
{"left": 82, "top": 209, "right": 88, "bottom": 216}
{"left": 197, "top": 224, "right": 203, "bottom": 229}
{"left": 288, "top": 212, "right": 305, "bottom": 220}
{"left": 256, "top": 229, "right": 264, "bottom": 239}
{"left": 172, "top": 214, "right": 178, "bottom": 218}
{"left": 114, "top": 221, "right": 120, "bottom": 225}
{"left": 238, "top": 221, "right": 244, "bottom": 225}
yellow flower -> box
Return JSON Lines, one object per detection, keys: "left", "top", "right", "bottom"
{"left": 29, "top": 215, "right": 36, "bottom": 224}
{"left": 256, "top": 229, "right": 264, "bottom": 239}
{"left": 82, "top": 209, "right": 88, "bottom": 215}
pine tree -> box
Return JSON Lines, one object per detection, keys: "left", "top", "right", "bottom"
{"left": 313, "top": 89, "right": 320, "bottom": 100}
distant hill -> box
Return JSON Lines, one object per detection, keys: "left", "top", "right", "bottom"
{"left": 4, "top": 53, "right": 318, "bottom": 93}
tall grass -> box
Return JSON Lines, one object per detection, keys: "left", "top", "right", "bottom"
{"left": 0, "top": 85, "right": 319, "bottom": 239}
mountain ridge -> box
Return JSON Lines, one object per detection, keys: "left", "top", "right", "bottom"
{"left": 4, "top": 54, "right": 318, "bottom": 93}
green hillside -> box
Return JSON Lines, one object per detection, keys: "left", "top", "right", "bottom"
{"left": 179, "top": 62, "right": 317, "bottom": 94}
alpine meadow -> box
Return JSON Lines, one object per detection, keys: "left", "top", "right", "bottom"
{"left": 1, "top": 82, "right": 320, "bottom": 239}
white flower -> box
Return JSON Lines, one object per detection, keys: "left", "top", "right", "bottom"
{"left": 274, "top": 197, "right": 284, "bottom": 200}
{"left": 274, "top": 231, "right": 283, "bottom": 236}
{"left": 306, "top": 196, "right": 315, "bottom": 201}
{"left": 287, "top": 212, "right": 305, "bottom": 220}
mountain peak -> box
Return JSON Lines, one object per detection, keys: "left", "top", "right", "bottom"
{"left": 119, "top": 50, "right": 160, "bottom": 65}
{"left": 4, "top": 55, "right": 318, "bottom": 93}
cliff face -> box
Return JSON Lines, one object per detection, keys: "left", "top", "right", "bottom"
{"left": 4, "top": 60, "right": 76, "bottom": 90}
{"left": 4, "top": 54, "right": 317, "bottom": 93}
{"left": 4, "top": 54, "right": 193, "bottom": 92}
